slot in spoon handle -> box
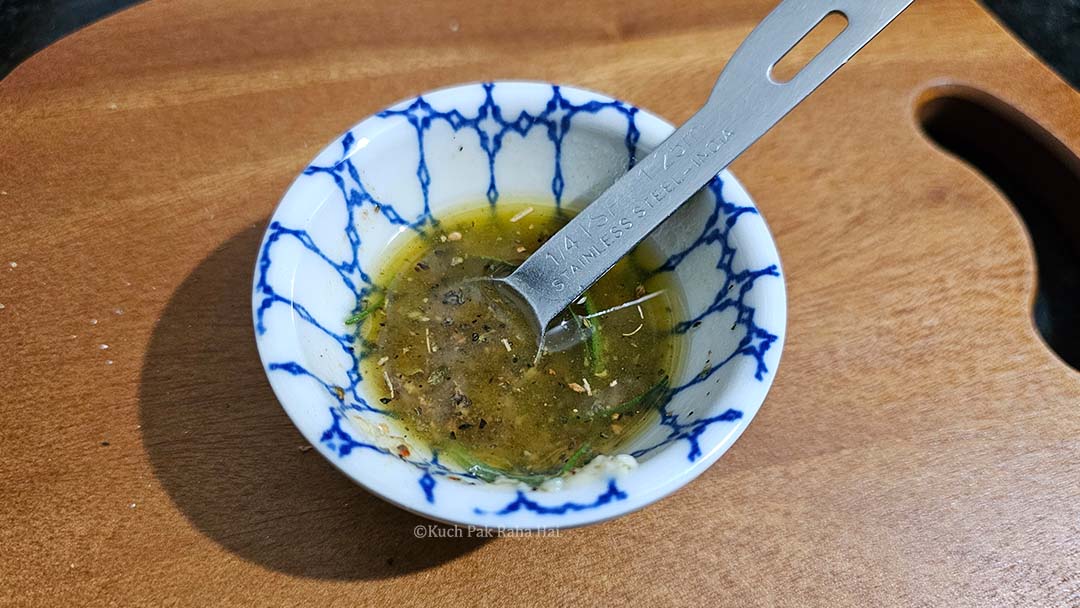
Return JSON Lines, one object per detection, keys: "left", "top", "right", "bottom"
{"left": 502, "top": 0, "right": 915, "bottom": 330}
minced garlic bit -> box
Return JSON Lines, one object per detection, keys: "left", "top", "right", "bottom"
{"left": 609, "top": 379, "right": 618, "bottom": 387}
{"left": 447, "top": 231, "right": 462, "bottom": 241}
{"left": 509, "top": 207, "right": 534, "bottom": 223}
{"left": 581, "top": 378, "right": 593, "bottom": 396}
{"left": 515, "top": 246, "right": 526, "bottom": 253}
{"left": 383, "top": 370, "right": 395, "bottom": 399}
{"left": 568, "top": 382, "right": 586, "bottom": 393}
{"left": 450, "top": 256, "right": 464, "bottom": 266}
{"left": 501, "top": 338, "right": 512, "bottom": 352}
{"left": 377, "top": 356, "right": 389, "bottom": 366}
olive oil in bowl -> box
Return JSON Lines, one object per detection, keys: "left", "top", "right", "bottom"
{"left": 354, "top": 202, "right": 682, "bottom": 486}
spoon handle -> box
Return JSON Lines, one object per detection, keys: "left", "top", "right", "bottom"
{"left": 503, "top": 0, "right": 915, "bottom": 329}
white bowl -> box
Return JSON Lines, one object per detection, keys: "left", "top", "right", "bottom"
{"left": 252, "top": 82, "right": 786, "bottom": 528}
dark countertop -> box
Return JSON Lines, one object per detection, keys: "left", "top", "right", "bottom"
{"left": 2, "top": 1, "right": 1080, "bottom": 87}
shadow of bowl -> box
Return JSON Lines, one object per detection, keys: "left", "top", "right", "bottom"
{"left": 138, "top": 223, "right": 487, "bottom": 580}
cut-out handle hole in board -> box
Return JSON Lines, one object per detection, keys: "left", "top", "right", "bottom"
{"left": 917, "top": 85, "right": 1080, "bottom": 371}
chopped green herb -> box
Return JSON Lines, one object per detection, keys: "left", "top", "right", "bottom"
{"left": 345, "top": 293, "right": 385, "bottom": 325}
{"left": 557, "top": 441, "right": 592, "bottom": 476}
{"left": 589, "top": 375, "right": 669, "bottom": 419}
{"left": 582, "top": 297, "right": 605, "bottom": 375}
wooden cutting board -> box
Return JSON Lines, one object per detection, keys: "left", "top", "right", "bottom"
{"left": 2, "top": 1, "right": 1078, "bottom": 605}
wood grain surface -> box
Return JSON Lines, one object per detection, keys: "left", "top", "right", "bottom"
{"left": 2, "top": 1, "right": 1079, "bottom": 606}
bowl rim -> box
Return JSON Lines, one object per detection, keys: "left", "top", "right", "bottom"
{"left": 252, "top": 80, "right": 787, "bottom": 529}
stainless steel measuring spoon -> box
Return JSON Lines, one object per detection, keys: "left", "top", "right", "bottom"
{"left": 491, "top": 0, "right": 915, "bottom": 351}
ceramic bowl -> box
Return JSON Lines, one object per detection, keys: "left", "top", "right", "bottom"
{"left": 252, "top": 81, "right": 785, "bottom": 529}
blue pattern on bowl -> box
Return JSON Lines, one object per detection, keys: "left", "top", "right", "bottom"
{"left": 378, "top": 82, "right": 640, "bottom": 208}
{"left": 253, "top": 82, "right": 784, "bottom": 524}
